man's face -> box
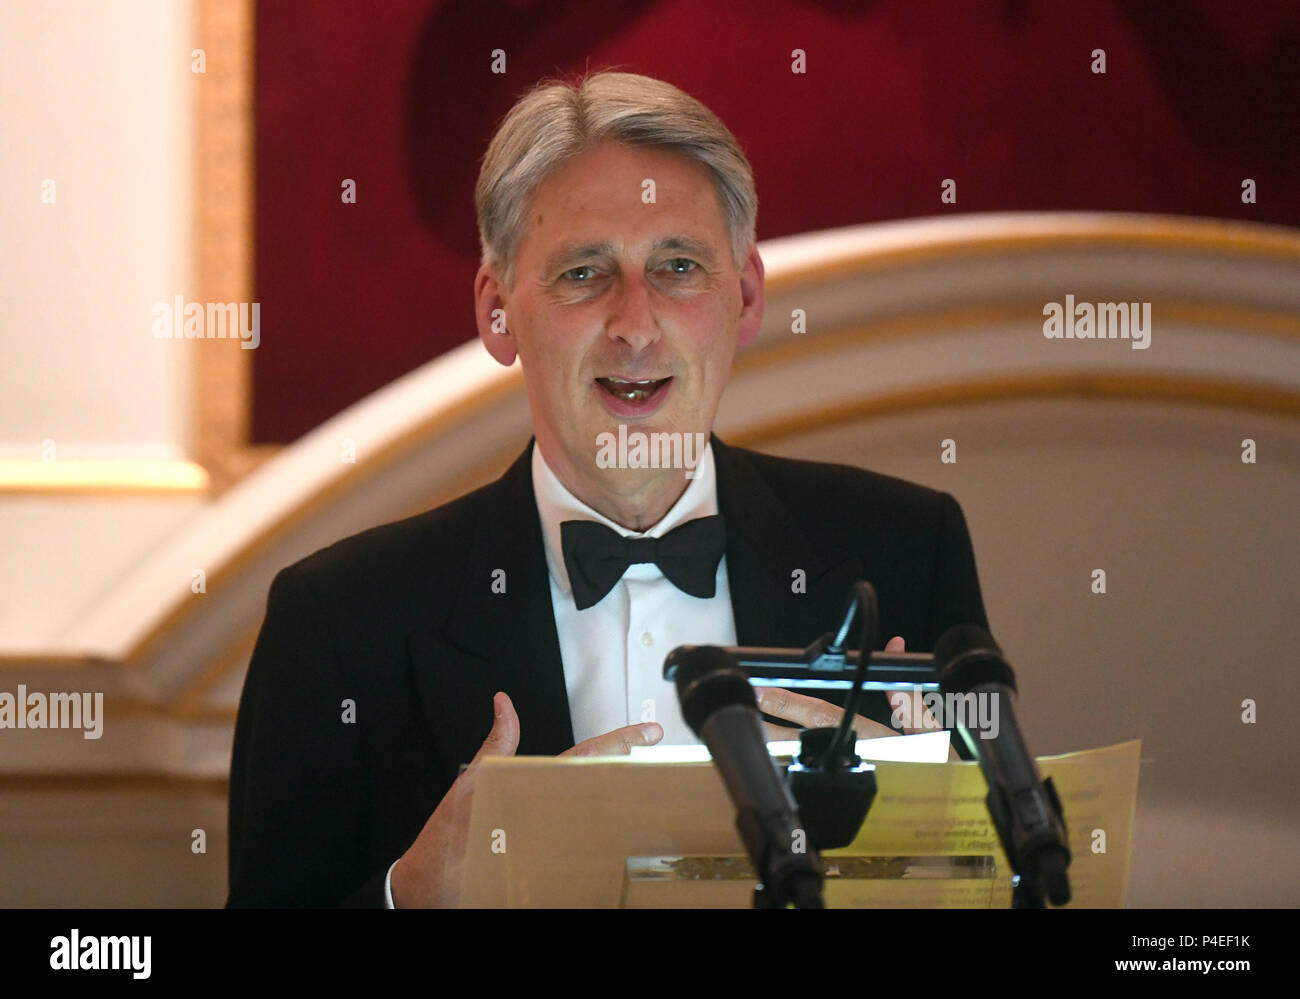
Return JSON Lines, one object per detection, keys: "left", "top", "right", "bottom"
{"left": 476, "top": 140, "right": 764, "bottom": 507}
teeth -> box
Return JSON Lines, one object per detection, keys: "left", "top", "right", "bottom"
{"left": 598, "top": 376, "right": 668, "bottom": 403}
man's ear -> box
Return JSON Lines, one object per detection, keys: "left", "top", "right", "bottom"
{"left": 735, "top": 243, "right": 765, "bottom": 348}
{"left": 474, "top": 263, "right": 518, "bottom": 366}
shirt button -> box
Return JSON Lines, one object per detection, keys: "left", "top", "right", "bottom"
{"left": 640, "top": 631, "right": 654, "bottom": 647}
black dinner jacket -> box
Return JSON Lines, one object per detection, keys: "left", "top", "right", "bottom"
{"left": 226, "top": 436, "right": 989, "bottom": 908}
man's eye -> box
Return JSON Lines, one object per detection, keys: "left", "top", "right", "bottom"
{"left": 562, "top": 265, "right": 597, "bottom": 282}
{"left": 662, "top": 258, "right": 698, "bottom": 274}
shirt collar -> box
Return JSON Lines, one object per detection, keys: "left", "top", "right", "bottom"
{"left": 532, "top": 439, "right": 719, "bottom": 596}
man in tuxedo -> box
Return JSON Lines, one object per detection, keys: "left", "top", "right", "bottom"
{"left": 227, "top": 71, "right": 988, "bottom": 908}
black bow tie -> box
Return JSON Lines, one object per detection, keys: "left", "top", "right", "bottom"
{"left": 560, "top": 515, "right": 727, "bottom": 611}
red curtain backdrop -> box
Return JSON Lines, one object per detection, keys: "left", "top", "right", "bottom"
{"left": 253, "top": 0, "right": 1300, "bottom": 442}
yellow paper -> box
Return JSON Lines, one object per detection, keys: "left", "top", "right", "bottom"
{"left": 829, "top": 739, "right": 1142, "bottom": 907}
{"left": 461, "top": 740, "right": 1140, "bottom": 907}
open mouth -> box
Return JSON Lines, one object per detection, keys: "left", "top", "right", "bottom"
{"left": 595, "top": 376, "right": 673, "bottom": 404}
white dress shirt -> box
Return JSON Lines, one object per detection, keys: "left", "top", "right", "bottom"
{"left": 532, "top": 439, "right": 739, "bottom": 746}
{"left": 386, "top": 440, "right": 738, "bottom": 906}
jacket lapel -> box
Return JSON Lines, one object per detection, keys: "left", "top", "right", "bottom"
{"left": 713, "top": 436, "right": 866, "bottom": 650}
{"left": 408, "top": 439, "right": 574, "bottom": 773}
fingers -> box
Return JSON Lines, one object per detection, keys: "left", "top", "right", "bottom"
{"left": 757, "top": 670, "right": 909, "bottom": 742}
{"left": 396, "top": 692, "right": 517, "bottom": 908}
{"left": 562, "top": 722, "right": 663, "bottom": 757}
{"left": 754, "top": 686, "right": 844, "bottom": 730}
{"left": 884, "top": 632, "right": 944, "bottom": 734}
{"left": 469, "top": 692, "right": 520, "bottom": 766}
{"left": 762, "top": 721, "right": 803, "bottom": 742}
{"left": 882, "top": 637, "right": 941, "bottom": 735}
{"left": 857, "top": 716, "right": 905, "bottom": 740}
{"left": 887, "top": 685, "right": 943, "bottom": 736}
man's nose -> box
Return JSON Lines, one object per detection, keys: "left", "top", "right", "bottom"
{"left": 604, "top": 272, "right": 661, "bottom": 353}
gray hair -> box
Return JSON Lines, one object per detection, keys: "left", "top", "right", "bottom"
{"left": 474, "top": 71, "right": 757, "bottom": 291}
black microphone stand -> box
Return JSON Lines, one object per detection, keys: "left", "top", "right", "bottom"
{"left": 664, "top": 583, "right": 890, "bottom": 910}
{"left": 670, "top": 648, "right": 825, "bottom": 909}
{"left": 783, "top": 582, "right": 881, "bottom": 852}
{"left": 748, "top": 583, "right": 887, "bottom": 906}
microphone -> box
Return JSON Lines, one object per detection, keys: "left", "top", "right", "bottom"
{"left": 935, "top": 625, "right": 1071, "bottom": 907}
{"left": 672, "top": 646, "right": 824, "bottom": 909}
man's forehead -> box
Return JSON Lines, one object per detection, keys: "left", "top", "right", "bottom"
{"left": 527, "top": 143, "right": 724, "bottom": 217}
{"left": 512, "top": 141, "right": 733, "bottom": 274}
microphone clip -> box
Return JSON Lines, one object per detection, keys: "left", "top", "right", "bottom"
{"left": 785, "top": 726, "right": 878, "bottom": 851}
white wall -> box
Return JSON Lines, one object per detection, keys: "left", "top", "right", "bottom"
{"left": 0, "top": 0, "right": 197, "bottom": 646}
